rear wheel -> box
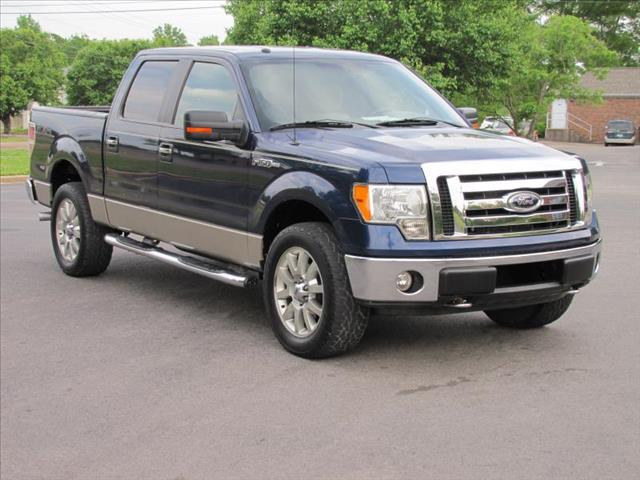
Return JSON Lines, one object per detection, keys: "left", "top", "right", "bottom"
{"left": 263, "top": 222, "right": 369, "bottom": 358}
{"left": 484, "top": 295, "right": 573, "bottom": 329}
{"left": 50, "top": 182, "right": 113, "bottom": 277}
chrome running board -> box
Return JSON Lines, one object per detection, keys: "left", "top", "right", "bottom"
{"left": 104, "top": 233, "right": 257, "bottom": 288}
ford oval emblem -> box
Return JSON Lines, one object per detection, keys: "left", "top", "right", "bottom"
{"left": 504, "top": 191, "right": 542, "bottom": 213}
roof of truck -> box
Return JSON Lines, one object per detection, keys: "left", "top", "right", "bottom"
{"left": 139, "top": 46, "right": 392, "bottom": 62}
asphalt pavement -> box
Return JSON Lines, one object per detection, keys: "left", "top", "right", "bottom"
{"left": 1, "top": 142, "right": 639, "bottom": 479}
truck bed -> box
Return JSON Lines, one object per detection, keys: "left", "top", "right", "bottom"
{"left": 30, "top": 106, "right": 110, "bottom": 196}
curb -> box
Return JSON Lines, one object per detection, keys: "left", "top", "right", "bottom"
{"left": 1, "top": 175, "right": 27, "bottom": 185}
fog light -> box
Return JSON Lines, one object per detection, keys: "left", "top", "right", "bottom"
{"left": 396, "top": 271, "right": 413, "bottom": 292}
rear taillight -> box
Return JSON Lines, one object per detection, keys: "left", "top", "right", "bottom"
{"left": 28, "top": 121, "right": 35, "bottom": 154}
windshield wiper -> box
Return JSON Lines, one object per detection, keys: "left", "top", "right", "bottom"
{"left": 376, "top": 117, "right": 464, "bottom": 128}
{"left": 270, "top": 120, "right": 355, "bottom": 131}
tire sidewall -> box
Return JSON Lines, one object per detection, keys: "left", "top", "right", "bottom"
{"left": 50, "top": 183, "right": 88, "bottom": 274}
{"left": 263, "top": 225, "right": 340, "bottom": 356}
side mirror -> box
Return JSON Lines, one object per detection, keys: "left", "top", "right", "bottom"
{"left": 457, "top": 107, "right": 479, "bottom": 128}
{"left": 184, "top": 110, "right": 249, "bottom": 147}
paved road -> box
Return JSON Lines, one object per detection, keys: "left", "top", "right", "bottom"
{"left": 1, "top": 143, "right": 639, "bottom": 479}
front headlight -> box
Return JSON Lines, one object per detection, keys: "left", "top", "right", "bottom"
{"left": 577, "top": 157, "right": 593, "bottom": 224}
{"left": 352, "top": 184, "right": 429, "bottom": 240}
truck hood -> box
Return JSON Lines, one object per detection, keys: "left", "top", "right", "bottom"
{"left": 262, "top": 126, "right": 570, "bottom": 183}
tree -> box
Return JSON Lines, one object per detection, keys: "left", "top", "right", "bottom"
{"left": 477, "top": 15, "right": 617, "bottom": 136}
{"left": 152, "top": 23, "right": 188, "bottom": 47}
{"left": 0, "top": 16, "right": 65, "bottom": 133}
{"left": 536, "top": 0, "right": 640, "bottom": 66}
{"left": 224, "top": 0, "right": 528, "bottom": 95}
{"left": 52, "top": 34, "right": 92, "bottom": 65}
{"left": 198, "top": 35, "right": 220, "bottom": 46}
{"left": 66, "top": 39, "right": 152, "bottom": 105}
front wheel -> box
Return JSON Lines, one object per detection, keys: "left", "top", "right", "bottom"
{"left": 484, "top": 295, "right": 573, "bottom": 329}
{"left": 50, "top": 182, "right": 113, "bottom": 277}
{"left": 263, "top": 222, "right": 369, "bottom": 358}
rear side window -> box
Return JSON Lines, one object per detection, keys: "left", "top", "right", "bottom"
{"left": 123, "top": 61, "right": 177, "bottom": 122}
{"left": 174, "top": 62, "right": 239, "bottom": 127}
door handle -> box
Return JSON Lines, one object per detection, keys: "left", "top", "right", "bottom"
{"left": 158, "top": 142, "right": 173, "bottom": 162}
{"left": 107, "top": 136, "right": 119, "bottom": 152}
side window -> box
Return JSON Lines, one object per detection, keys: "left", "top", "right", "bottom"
{"left": 123, "top": 61, "right": 177, "bottom": 122}
{"left": 174, "top": 62, "right": 239, "bottom": 127}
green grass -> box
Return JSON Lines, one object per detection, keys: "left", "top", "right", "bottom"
{"left": 0, "top": 135, "right": 28, "bottom": 143}
{"left": 1, "top": 128, "right": 27, "bottom": 135}
{"left": 0, "top": 148, "right": 30, "bottom": 176}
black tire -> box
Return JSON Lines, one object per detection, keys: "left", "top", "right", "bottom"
{"left": 485, "top": 295, "right": 573, "bottom": 329}
{"left": 50, "top": 182, "right": 113, "bottom": 277}
{"left": 604, "top": 142, "right": 608, "bottom": 147}
{"left": 263, "top": 222, "right": 369, "bottom": 358}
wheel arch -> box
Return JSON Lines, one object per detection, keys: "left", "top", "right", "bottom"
{"left": 254, "top": 171, "right": 358, "bottom": 256}
{"left": 47, "top": 136, "right": 92, "bottom": 197}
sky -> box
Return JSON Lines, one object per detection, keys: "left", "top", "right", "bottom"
{"left": 0, "top": 0, "right": 234, "bottom": 44}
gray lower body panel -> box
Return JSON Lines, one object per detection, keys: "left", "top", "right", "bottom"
{"left": 89, "top": 196, "right": 263, "bottom": 269}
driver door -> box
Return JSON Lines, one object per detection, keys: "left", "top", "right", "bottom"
{"left": 158, "top": 60, "right": 254, "bottom": 264}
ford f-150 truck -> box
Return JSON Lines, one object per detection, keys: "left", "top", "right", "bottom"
{"left": 27, "top": 47, "right": 601, "bottom": 358}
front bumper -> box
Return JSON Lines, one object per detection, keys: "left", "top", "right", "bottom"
{"left": 345, "top": 239, "right": 601, "bottom": 305}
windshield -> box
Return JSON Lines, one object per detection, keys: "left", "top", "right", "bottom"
{"left": 240, "top": 58, "right": 465, "bottom": 130}
{"left": 607, "top": 120, "right": 633, "bottom": 130}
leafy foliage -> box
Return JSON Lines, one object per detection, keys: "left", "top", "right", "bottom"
{"left": 66, "top": 23, "right": 188, "bottom": 105}
{"left": 152, "top": 23, "right": 189, "bottom": 47}
{"left": 52, "top": 34, "right": 93, "bottom": 65}
{"left": 225, "top": 0, "right": 619, "bottom": 137}
{"left": 225, "top": 0, "right": 528, "bottom": 95}
{"left": 198, "top": 35, "right": 220, "bottom": 46}
{"left": 66, "top": 39, "right": 153, "bottom": 105}
{"left": 0, "top": 16, "right": 65, "bottom": 132}
{"left": 536, "top": 0, "right": 640, "bottom": 66}
{"left": 476, "top": 15, "right": 617, "bottom": 136}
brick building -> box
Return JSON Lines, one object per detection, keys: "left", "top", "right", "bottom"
{"left": 546, "top": 67, "right": 640, "bottom": 143}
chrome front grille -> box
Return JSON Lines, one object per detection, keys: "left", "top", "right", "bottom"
{"left": 421, "top": 158, "right": 590, "bottom": 240}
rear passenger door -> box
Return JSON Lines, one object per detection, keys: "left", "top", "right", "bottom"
{"left": 104, "top": 60, "right": 179, "bottom": 210}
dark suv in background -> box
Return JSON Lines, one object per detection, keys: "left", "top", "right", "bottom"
{"left": 604, "top": 119, "right": 637, "bottom": 146}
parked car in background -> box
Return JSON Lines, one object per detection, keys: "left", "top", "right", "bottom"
{"left": 604, "top": 119, "right": 637, "bottom": 146}
{"left": 458, "top": 107, "right": 478, "bottom": 128}
{"left": 480, "top": 116, "right": 516, "bottom": 136}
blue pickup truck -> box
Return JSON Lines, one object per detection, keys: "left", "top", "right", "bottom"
{"left": 26, "top": 46, "right": 601, "bottom": 357}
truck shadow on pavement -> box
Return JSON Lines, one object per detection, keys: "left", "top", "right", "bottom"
{"left": 101, "top": 255, "right": 574, "bottom": 363}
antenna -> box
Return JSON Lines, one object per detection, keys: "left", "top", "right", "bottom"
{"left": 291, "top": 43, "right": 298, "bottom": 145}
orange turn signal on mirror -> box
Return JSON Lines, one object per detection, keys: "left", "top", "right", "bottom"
{"left": 186, "top": 126, "right": 213, "bottom": 134}
{"left": 352, "top": 184, "right": 371, "bottom": 222}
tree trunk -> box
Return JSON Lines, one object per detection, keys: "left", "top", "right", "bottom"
{"left": 1, "top": 115, "right": 11, "bottom": 135}
{"left": 526, "top": 113, "right": 538, "bottom": 139}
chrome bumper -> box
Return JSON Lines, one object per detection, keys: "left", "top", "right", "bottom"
{"left": 344, "top": 240, "right": 601, "bottom": 303}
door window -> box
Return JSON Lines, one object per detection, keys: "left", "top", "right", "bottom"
{"left": 123, "top": 61, "right": 177, "bottom": 122}
{"left": 174, "top": 62, "right": 239, "bottom": 127}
